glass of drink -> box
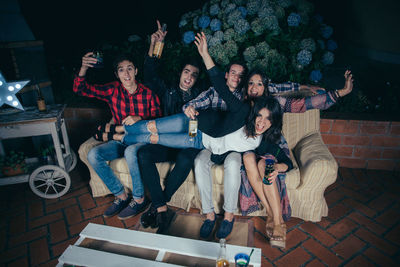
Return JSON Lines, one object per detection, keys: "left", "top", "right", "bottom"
{"left": 234, "top": 253, "right": 250, "bottom": 267}
{"left": 91, "top": 51, "right": 104, "bottom": 68}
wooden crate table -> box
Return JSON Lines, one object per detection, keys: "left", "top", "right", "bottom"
{"left": 57, "top": 223, "right": 261, "bottom": 267}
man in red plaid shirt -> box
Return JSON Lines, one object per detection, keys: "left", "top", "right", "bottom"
{"left": 73, "top": 52, "right": 161, "bottom": 219}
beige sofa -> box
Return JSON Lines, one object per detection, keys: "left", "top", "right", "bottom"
{"left": 78, "top": 109, "right": 338, "bottom": 222}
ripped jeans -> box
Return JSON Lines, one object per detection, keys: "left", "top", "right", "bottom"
{"left": 121, "top": 113, "right": 205, "bottom": 150}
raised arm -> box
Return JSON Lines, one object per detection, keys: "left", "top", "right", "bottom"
{"left": 194, "top": 32, "right": 215, "bottom": 70}
{"left": 269, "top": 82, "right": 325, "bottom": 94}
{"left": 147, "top": 20, "right": 167, "bottom": 58}
{"left": 78, "top": 52, "right": 97, "bottom": 77}
{"left": 194, "top": 32, "right": 243, "bottom": 112}
{"left": 143, "top": 20, "right": 168, "bottom": 96}
{"left": 73, "top": 52, "right": 114, "bottom": 100}
{"left": 276, "top": 70, "right": 353, "bottom": 112}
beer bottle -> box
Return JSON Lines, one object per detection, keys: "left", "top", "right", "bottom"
{"left": 153, "top": 23, "right": 167, "bottom": 58}
{"left": 36, "top": 84, "right": 46, "bottom": 112}
{"left": 188, "top": 116, "right": 198, "bottom": 141}
{"left": 216, "top": 238, "right": 229, "bottom": 267}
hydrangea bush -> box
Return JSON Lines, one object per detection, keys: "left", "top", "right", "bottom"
{"left": 176, "top": 0, "right": 337, "bottom": 84}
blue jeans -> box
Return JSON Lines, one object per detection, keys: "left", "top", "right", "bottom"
{"left": 122, "top": 113, "right": 204, "bottom": 150}
{"left": 87, "top": 140, "right": 145, "bottom": 199}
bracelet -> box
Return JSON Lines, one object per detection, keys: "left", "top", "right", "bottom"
{"left": 335, "top": 89, "right": 341, "bottom": 98}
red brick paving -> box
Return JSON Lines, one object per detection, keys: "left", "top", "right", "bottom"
{"left": 0, "top": 165, "right": 399, "bottom": 266}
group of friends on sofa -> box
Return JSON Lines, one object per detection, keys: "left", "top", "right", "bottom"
{"left": 73, "top": 21, "right": 353, "bottom": 249}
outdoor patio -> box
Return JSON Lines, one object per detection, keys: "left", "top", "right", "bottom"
{"left": 0, "top": 162, "right": 399, "bottom": 266}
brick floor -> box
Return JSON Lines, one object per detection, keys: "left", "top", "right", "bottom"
{"left": 0, "top": 164, "right": 399, "bottom": 266}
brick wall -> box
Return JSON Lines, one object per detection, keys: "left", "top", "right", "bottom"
{"left": 64, "top": 107, "right": 400, "bottom": 171}
{"left": 321, "top": 119, "right": 400, "bottom": 171}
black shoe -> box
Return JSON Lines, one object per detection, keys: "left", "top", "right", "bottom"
{"left": 156, "top": 209, "right": 176, "bottom": 234}
{"left": 140, "top": 204, "right": 157, "bottom": 228}
{"left": 216, "top": 218, "right": 235, "bottom": 239}
{"left": 199, "top": 218, "right": 216, "bottom": 239}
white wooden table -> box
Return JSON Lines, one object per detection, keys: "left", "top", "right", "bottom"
{"left": 57, "top": 223, "right": 262, "bottom": 267}
{"left": 0, "top": 104, "right": 76, "bottom": 198}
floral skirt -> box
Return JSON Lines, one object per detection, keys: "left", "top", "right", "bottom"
{"left": 239, "top": 154, "right": 291, "bottom": 221}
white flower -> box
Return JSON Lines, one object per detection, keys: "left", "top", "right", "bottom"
{"left": 276, "top": 0, "right": 292, "bottom": 8}
{"left": 221, "top": 0, "right": 230, "bottom": 8}
{"left": 234, "top": 19, "right": 250, "bottom": 35}
{"left": 262, "top": 15, "right": 280, "bottom": 33}
{"left": 274, "top": 6, "right": 285, "bottom": 19}
{"left": 223, "top": 28, "right": 236, "bottom": 41}
{"left": 322, "top": 51, "right": 334, "bottom": 65}
{"left": 179, "top": 19, "right": 188, "bottom": 28}
{"left": 208, "top": 37, "right": 221, "bottom": 47}
{"left": 251, "top": 18, "right": 266, "bottom": 36}
{"left": 258, "top": 5, "right": 274, "bottom": 19}
{"left": 255, "top": 41, "right": 270, "bottom": 57}
{"left": 227, "top": 9, "right": 242, "bottom": 26}
{"left": 246, "top": 0, "right": 260, "bottom": 15}
{"left": 213, "top": 30, "right": 224, "bottom": 42}
{"left": 243, "top": 46, "right": 257, "bottom": 62}
{"left": 232, "top": 0, "right": 246, "bottom": 5}
{"left": 210, "top": 4, "right": 220, "bottom": 16}
{"left": 224, "top": 40, "right": 238, "bottom": 58}
{"left": 224, "top": 3, "right": 237, "bottom": 14}
{"left": 300, "top": 38, "right": 316, "bottom": 52}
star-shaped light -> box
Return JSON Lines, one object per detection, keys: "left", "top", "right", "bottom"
{"left": 0, "top": 71, "right": 29, "bottom": 110}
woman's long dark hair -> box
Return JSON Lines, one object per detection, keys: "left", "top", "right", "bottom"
{"left": 245, "top": 96, "right": 283, "bottom": 143}
{"left": 244, "top": 68, "right": 270, "bottom": 99}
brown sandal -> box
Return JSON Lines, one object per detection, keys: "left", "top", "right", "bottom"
{"left": 266, "top": 216, "right": 274, "bottom": 239}
{"left": 270, "top": 223, "right": 286, "bottom": 249}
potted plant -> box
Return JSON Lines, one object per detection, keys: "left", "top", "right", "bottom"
{"left": 0, "top": 151, "right": 28, "bottom": 177}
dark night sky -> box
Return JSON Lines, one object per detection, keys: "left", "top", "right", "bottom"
{"left": 18, "top": 0, "right": 208, "bottom": 56}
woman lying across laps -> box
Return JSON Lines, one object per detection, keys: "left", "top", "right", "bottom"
{"left": 98, "top": 96, "right": 287, "bottom": 161}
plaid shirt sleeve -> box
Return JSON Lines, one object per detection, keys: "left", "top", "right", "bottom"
{"left": 276, "top": 90, "right": 338, "bottom": 113}
{"left": 268, "top": 82, "right": 300, "bottom": 94}
{"left": 73, "top": 75, "right": 114, "bottom": 100}
{"left": 182, "top": 87, "right": 214, "bottom": 112}
{"left": 149, "top": 90, "right": 162, "bottom": 118}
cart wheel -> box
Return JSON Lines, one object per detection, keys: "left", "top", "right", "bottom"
{"left": 29, "top": 165, "right": 71, "bottom": 199}
{"left": 67, "top": 150, "right": 77, "bottom": 172}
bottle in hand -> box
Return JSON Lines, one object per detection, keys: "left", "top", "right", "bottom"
{"left": 153, "top": 23, "right": 167, "bottom": 58}
{"left": 216, "top": 238, "right": 229, "bottom": 267}
{"left": 262, "top": 159, "right": 275, "bottom": 185}
{"left": 188, "top": 116, "right": 198, "bottom": 140}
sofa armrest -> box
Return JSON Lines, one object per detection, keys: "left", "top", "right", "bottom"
{"left": 78, "top": 137, "right": 104, "bottom": 165}
{"left": 293, "top": 131, "right": 338, "bottom": 190}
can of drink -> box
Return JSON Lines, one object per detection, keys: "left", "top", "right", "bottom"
{"left": 262, "top": 159, "right": 275, "bottom": 185}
